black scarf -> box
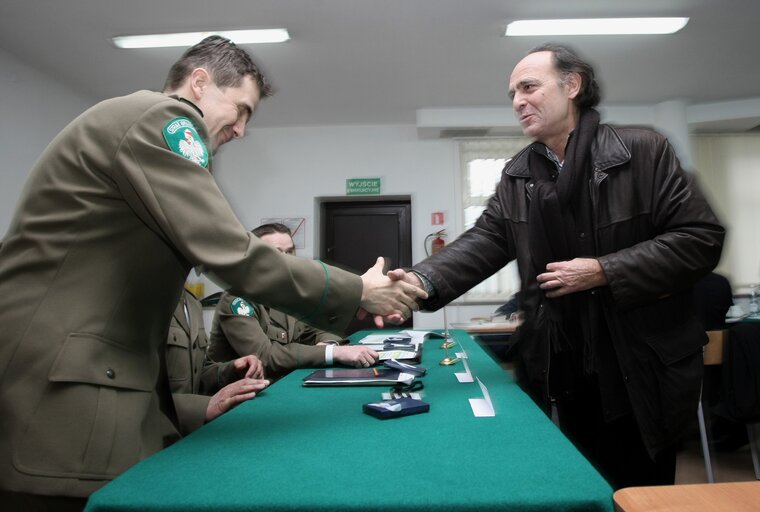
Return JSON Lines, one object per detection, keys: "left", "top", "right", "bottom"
{"left": 527, "top": 108, "right": 600, "bottom": 375}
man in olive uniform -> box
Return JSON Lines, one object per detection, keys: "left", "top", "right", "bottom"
{"left": 167, "top": 288, "right": 270, "bottom": 435}
{"left": 209, "top": 224, "right": 379, "bottom": 380}
{"left": 0, "top": 36, "right": 424, "bottom": 508}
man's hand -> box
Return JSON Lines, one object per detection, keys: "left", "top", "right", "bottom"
{"left": 334, "top": 345, "right": 379, "bottom": 368}
{"left": 536, "top": 258, "right": 608, "bottom": 298}
{"left": 205, "top": 378, "right": 269, "bottom": 422}
{"left": 359, "top": 257, "right": 427, "bottom": 322}
{"left": 232, "top": 354, "right": 264, "bottom": 379}
{"left": 386, "top": 268, "right": 423, "bottom": 288}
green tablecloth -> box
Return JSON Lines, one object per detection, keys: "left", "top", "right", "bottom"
{"left": 85, "top": 330, "right": 613, "bottom": 511}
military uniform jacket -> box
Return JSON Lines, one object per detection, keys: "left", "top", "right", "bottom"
{"left": 167, "top": 290, "right": 236, "bottom": 436}
{"left": 209, "top": 291, "right": 342, "bottom": 380}
{"left": 0, "top": 90, "right": 362, "bottom": 497}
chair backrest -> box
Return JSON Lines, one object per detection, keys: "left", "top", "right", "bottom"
{"left": 703, "top": 329, "right": 727, "bottom": 366}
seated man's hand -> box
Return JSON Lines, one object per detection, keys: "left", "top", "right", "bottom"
{"left": 334, "top": 345, "right": 379, "bottom": 368}
{"left": 205, "top": 378, "right": 269, "bottom": 422}
{"left": 232, "top": 354, "right": 264, "bottom": 379}
{"left": 359, "top": 257, "right": 427, "bottom": 325}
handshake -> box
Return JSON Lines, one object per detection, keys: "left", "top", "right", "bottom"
{"left": 358, "top": 257, "right": 428, "bottom": 327}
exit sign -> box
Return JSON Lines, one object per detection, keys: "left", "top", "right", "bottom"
{"left": 346, "top": 178, "right": 381, "bottom": 195}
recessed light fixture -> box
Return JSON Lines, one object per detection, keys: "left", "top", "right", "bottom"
{"left": 505, "top": 17, "right": 689, "bottom": 36}
{"left": 112, "top": 28, "right": 290, "bottom": 49}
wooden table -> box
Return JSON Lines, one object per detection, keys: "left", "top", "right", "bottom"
{"left": 451, "top": 321, "right": 520, "bottom": 334}
{"left": 614, "top": 481, "right": 760, "bottom": 511}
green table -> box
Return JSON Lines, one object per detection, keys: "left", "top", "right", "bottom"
{"left": 85, "top": 330, "right": 613, "bottom": 511}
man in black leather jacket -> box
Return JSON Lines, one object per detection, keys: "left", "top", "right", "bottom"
{"left": 390, "top": 44, "right": 724, "bottom": 489}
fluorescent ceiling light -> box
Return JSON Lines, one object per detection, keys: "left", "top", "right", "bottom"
{"left": 112, "top": 28, "right": 290, "bottom": 49}
{"left": 505, "top": 17, "right": 689, "bottom": 36}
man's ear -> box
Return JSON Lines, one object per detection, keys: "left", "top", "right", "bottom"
{"left": 188, "top": 68, "right": 212, "bottom": 101}
{"left": 565, "top": 72, "right": 582, "bottom": 100}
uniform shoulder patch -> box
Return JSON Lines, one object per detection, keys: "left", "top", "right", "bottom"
{"left": 162, "top": 117, "right": 209, "bottom": 168}
{"left": 230, "top": 297, "right": 255, "bottom": 317}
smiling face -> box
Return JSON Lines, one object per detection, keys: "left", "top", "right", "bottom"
{"left": 196, "top": 73, "right": 261, "bottom": 153}
{"left": 508, "top": 51, "right": 580, "bottom": 156}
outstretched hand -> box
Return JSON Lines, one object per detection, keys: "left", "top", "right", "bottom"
{"left": 205, "top": 378, "right": 270, "bottom": 422}
{"left": 359, "top": 257, "right": 427, "bottom": 323}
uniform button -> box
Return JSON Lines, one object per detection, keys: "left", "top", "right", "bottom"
{"left": 624, "top": 375, "right": 630, "bottom": 383}
{"left": 106, "top": 368, "right": 116, "bottom": 379}
{"left": 578, "top": 232, "right": 586, "bottom": 238}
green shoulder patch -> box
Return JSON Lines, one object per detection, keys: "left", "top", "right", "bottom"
{"left": 230, "top": 297, "right": 255, "bottom": 317}
{"left": 162, "top": 117, "right": 209, "bottom": 168}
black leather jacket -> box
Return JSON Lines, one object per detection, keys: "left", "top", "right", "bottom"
{"left": 414, "top": 125, "right": 725, "bottom": 455}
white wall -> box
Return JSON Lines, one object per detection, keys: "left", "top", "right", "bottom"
{"left": 692, "top": 134, "right": 760, "bottom": 290}
{"left": 0, "top": 48, "right": 92, "bottom": 235}
{"left": 209, "top": 124, "right": 497, "bottom": 328}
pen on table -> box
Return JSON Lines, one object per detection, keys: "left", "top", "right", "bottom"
{"left": 373, "top": 368, "right": 379, "bottom": 376}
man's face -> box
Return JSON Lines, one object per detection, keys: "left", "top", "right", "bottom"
{"left": 197, "top": 75, "right": 260, "bottom": 153}
{"left": 260, "top": 232, "right": 296, "bottom": 255}
{"left": 508, "top": 51, "right": 578, "bottom": 145}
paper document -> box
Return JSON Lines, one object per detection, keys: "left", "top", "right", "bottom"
{"left": 469, "top": 377, "right": 495, "bottom": 417}
{"left": 455, "top": 357, "right": 474, "bottom": 383}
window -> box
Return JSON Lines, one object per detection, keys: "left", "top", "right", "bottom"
{"left": 458, "top": 138, "right": 530, "bottom": 302}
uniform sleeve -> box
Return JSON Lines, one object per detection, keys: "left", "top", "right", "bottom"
{"left": 110, "top": 99, "right": 361, "bottom": 333}
{"left": 217, "top": 299, "right": 326, "bottom": 377}
{"left": 293, "top": 321, "right": 343, "bottom": 345}
{"left": 171, "top": 394, "right": 210, "bottom": 436}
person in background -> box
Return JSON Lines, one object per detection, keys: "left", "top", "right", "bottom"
{"left": 387, "top": 43, "right": 724, "bottom": 489}
{"left": 209, "top": 223, "right": 379, "bottom": 380}
{"left": 166, "top": 288, "right": 270, "bottom": 435}
{"left": 0, "top": 35, "right": 425, "bottom": 509}
{"left": 692, "top": 271, "right": 733, "bottom": 331}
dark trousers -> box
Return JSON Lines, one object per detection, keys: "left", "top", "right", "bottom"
{"left": 0, "top": 491, "right": 88, "bottom": 512}
{"left": 555, "top": 380, "right": 677, "bottom": 490}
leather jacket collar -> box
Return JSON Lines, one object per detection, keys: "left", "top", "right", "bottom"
{"left": 503, "top": 124, "right": 632, "bottom": 178}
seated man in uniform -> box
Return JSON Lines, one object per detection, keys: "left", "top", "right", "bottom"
{"left": 166, "top": 287, "right": 270, "bottom": 435}
{"left": 208, "top": 223, "right": 379, "bottom": 380}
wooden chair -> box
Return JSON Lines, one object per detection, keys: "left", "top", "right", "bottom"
{"left": 698, "top": 329, "right": 760, "bottom": 482}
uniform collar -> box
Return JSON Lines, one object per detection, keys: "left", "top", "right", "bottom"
{"left": 168, "top": 95, "right": 204, "bottom": 118}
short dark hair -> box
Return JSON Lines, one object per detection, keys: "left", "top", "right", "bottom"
{"left": 163, "top": 35, "right": 272, "bottom": 97}
{"left": 529, "top": 43, "right": 601, "bottom": 109}
{"left": 252, "top": 223, "right": 292, "bottom": 238}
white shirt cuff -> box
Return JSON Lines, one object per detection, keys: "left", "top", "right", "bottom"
{"left": 325, "top": 344, "right": 334, "bottom": 365}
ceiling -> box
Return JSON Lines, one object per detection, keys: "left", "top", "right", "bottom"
{"left": 1, "top": 0, "right": 758, "bottom": 129}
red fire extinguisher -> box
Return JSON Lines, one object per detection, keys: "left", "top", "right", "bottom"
{"left": 426, "top": 229, "right": 446, "bottom": 256}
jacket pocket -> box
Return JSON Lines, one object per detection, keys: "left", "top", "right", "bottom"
{"left": 14, "top": 332, "right": 154, "bottom": 479}
{"left": 632, "top": 300, "right": 705, "bottom": 438}
{"left": 629, "top": 293, "right": 707, "bottom": 365}
{"left": 166, "top": 325, "right": 191, "bottom": 382}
